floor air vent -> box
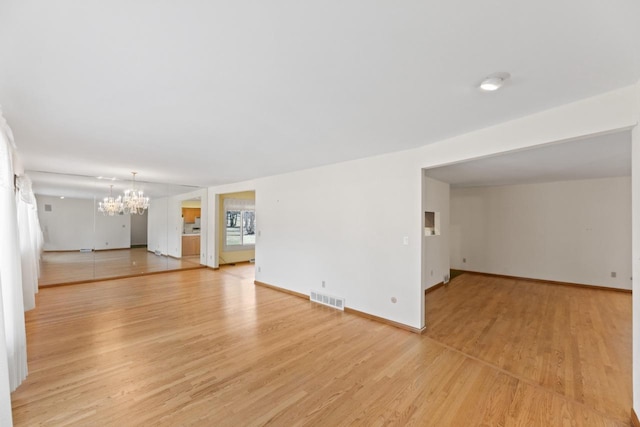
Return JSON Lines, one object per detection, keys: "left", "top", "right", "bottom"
{"left": 310, "top": 291, "right": 345, "bottom": 311}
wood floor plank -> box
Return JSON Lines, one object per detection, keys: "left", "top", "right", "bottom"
{"left": 11, "top": 266, "right": 632, "bottom": 426}
{"left": 425, "top": 273, "right": 632, "bottom": 424}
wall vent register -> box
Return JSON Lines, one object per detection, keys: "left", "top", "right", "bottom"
{"left": 310, "top": 291, "right": 345, "bottom": 311}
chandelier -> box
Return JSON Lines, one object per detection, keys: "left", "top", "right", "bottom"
{"left": 98, "top": 185, "right": 123, "bottom": 216}
{"left": 122, "top": 172, "right": 150, "bottom": 215}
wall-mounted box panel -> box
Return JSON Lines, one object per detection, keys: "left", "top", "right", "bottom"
{"left": 425, "top": 211, "right": 441, "bottom": 236}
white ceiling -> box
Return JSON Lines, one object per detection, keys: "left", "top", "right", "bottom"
{"left": 1, "top": 1, "right": 639, "bottom": 187}
{"left": 425, "top": 130, "right": 631, "bottom": 187}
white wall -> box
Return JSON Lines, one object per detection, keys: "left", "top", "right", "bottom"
{"left": 631, "top": 85, "right": 640, "bottom": 416}
{"left": 94, "top": 211, "right": 130, "bottom": 250}
{"left": 167, "top": 195, "right": 183, "bottom": 258}
{"left": 37, "top": 195, "right": 130, "bottom": 251}
{"left": 254, "top": 150, "right": 423, "bottom": 328}
{"left": 450, "top": 177, "right": 632, "bottom": 289}
{"left": 147, "top": 197, "right": 168, "bottom": 255}
{"left": 37, "top": 195, "right": 93, "bottom": 251}
{"left": 206, "top": 84, "right": 639, "bottom": 331}
{"left": 422, "top": 176, "right": 450, "bottom": 292}
{"left": 195, "top": 190, "right": 208, "bottom": 265}
{"left": 130, "top": 211, "right": 148, "bottom": 245}
{"left": 147, "top": 195, "right": 181, "bottom": 257}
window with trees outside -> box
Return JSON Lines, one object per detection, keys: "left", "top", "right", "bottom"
{"left": 223, "top": 198, "right": 255, "bottom": 251}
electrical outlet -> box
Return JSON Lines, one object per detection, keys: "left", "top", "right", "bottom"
{"left": 463, "top": 258, "right": 466, "bottom": 263}
{"left": 258, "top": 266, "right": 261, "bottom": 272}
{"left": 611, "top": 271, "right": 616, "bottom": 278}
{"left": 322, "top": 280, "right": 326, "bottom": 288}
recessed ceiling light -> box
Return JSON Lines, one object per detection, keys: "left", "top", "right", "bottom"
{"left": 60, "top": 196, "right": 65, "bottom": 199}
{"left": 479, "top": 72, "right": 510, "bottom": 92}
{"left": 480, "top": 77, "right": 503, "bottom": 91}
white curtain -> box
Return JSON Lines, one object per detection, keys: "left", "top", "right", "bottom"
{"left": 0, "top": 277, "right": 14, "bottom": 426}
{"left": 0, "top": 107, "right": 28, "bottom": 393}
{"left": 223, "top": 198, "right": 255, "bottom": 211}
{"left": 16, "top": 175, "right": 42, "bottom": 311}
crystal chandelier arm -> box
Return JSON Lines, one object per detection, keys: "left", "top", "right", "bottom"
{"left": 98, "top": 184, "right": 124, "bottom": 216}
{"left": 121, "top": 172, "right": 150, "bottom": 215}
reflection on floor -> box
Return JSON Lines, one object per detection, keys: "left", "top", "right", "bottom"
{"left": 39, "top": 248, "right": 203, "bottom": 286}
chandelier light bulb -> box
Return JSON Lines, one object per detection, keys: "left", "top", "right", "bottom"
{"left": 97, "top": 172, "right": 150, "bottom": 216}
{"left": 98, "top": 184, "right": 123, "bottom": 216}
{"left": 122, "top": 172, "right": 150, "bottom": 215}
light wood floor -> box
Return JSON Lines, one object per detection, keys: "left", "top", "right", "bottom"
{"left": 426, "top": 274, "right": 632, "bottom": 424}
{"left": 39, "top": 248, "right": 203, "bottom": 286}
{"left": 12, "top": 267, "right": 631, "bottom": 426}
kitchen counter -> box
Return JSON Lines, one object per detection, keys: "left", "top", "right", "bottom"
{"left": 182, "top": 234, "right": 201, "bottom": 256}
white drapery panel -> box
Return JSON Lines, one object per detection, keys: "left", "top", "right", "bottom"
{"left": 0, "top": 107, "right": 28, "bottom": 394}
{"left": 223, "top": 198, "right": 255, "bottom": 211}
{"left": 0, "top": 277, "right": 13, "bottom": 426}
{"left": 16, "top": 175, "right": 43, "bottom": 311}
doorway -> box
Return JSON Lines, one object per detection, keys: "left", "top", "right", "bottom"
{"left": 181, "top": 197, "right": 202, "bottom": 262}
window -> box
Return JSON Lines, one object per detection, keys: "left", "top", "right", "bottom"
{"left": 224, "top": 198, "right": 255, "bottom": 250}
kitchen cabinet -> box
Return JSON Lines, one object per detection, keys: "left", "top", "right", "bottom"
{"left": 182, "top": 208, "right": 201, "bottom": 224}
{"left": 182, "top": 235, "right": 200, "bottom": 256}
